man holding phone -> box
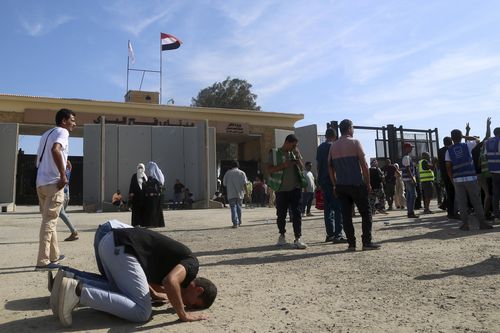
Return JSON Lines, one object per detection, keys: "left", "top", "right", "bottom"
{"left": 268, "top": 134, "right": 308, "bottom": 249}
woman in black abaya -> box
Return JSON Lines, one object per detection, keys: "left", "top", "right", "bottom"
{"left": 142, "top": 161, "right": 165, "bottom": 228}
{"left": 128, "top": 163, "right": 147, "bottom": 226}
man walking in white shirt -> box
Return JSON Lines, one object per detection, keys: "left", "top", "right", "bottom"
{"left": 223, "top": 160, "right": 248, "bottom": 228}
{"left": 35, "top": 108, "right": 76, "bottom": 270}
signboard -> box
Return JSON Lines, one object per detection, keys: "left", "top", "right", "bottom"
{"left": 214, "top": 121, "right": 249, "bottom": 134}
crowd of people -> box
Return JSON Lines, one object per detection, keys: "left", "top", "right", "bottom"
{"left": 32, "top": 108, "right": 499, "bottom": 327}
{"left": 260, "top": 118, "right": 499, "bottom": 251}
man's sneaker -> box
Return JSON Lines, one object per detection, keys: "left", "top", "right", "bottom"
{"left": 325, "top": 235, "right": 335, "bottom": 242}
{"left": 423, "top": 209, "right": 433, "bottom": 214}
{"left": 346, "top": 245, "right": 356, "bottom": 252}
{"left": 231, "top": 224, "right": 238, "bottom": 228}
{"left": 58, "top": 277, "right": 80, "bottom": 327}
{"left": 362, "top": 243, "right": 381, "bottom": 251}
{"left": 48, "top": 269, "right": 75, "bottom": 292}
{"left": 293, "top": 238, "right": 307, "bottom": 249}
{"left": 277, "top": 234, "right": 287, "bottom": 246}
{"left": 306, "top": 212, "right": 314, "bottom": 217}
{"left": 64, "top": 232, "right": 79, "bottom": 241}
{"left": 50, "top": 269, "right": 75, "bottom": 315}
{"left": 407, "top": 213, "right": 420, "bottom": 218}
{"left": 34, "top": 262, "right": 61, "bottom": 271}
{"left": 332, "top": 237, "right": 348, "bottom": 244}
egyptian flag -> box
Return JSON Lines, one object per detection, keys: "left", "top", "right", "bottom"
{"left": 161, "top": 33, "right": 182, "bottom": 51}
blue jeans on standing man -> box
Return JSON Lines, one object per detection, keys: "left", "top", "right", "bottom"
{"left": 403, "top": 180, "right": 417, "bottom": 216}
{"left": 320, "top": 181, "right": 343, "bottom": 239}
{"left": 228, "top": 197, "right": 242, "bottom": 226}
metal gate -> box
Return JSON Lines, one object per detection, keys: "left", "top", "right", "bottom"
{"left": 325, "top": 122, "right": 439, "bottom": 162}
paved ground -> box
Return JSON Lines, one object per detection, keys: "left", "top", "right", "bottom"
{"left": 0, "top": 204, "right": 499, "bottom": 332}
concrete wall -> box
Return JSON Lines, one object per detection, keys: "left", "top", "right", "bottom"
{"left": 295, "top": 124, "right": 319, "bottom": 176}
{"left": 0, "top": 123, "right": 18, "bottom": 211}
{"left": 83, "top": 124, "right": 216, "bottom": 210}
{"left": 274, "top": 129, "right": 294, "bottom": 148}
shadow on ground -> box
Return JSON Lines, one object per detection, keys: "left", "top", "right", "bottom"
{"left": 377, "top": 216, "right": 500, "bottom": 244}
{"left": 415, "top": 255, "right": 500, "bottom": 280}
{"left": 2, "top": 299, "right": 181, "bottom": 332}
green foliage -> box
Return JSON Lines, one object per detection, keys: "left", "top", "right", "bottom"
{"left": 191, "top": 77, "right": 261, "bottom": 111}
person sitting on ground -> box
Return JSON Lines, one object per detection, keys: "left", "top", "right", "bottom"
{"left": 48, "top": 219, "right": 217, "bottom": 327}
{"left": 212, "top": 191, "right": 227, "bottom": 207}
{"left": 111, "top": 189, "right": 124, "bottom": 207}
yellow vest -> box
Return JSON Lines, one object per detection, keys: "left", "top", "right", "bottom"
{"left": 418, "top": 159, "right": 434, "bottom": 183}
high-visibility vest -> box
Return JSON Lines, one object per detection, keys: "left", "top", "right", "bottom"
{"left": 418, "top": 159, "right": 434, "bottom": 183}
{"left": 267, "top": 148, "right": 307, "bottom": 192}
{"left": 401, "top": 155, "right": 415, "bottom": 181}
{"left": 485, "top": 136, "right": 500, "bottom": 173}
{"left": 448, "top": 143, "right": 476, "bottom": 179}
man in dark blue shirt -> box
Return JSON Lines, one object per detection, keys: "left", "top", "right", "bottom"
{"left": 316, "top": 128, "right": 346, "bottom": 243}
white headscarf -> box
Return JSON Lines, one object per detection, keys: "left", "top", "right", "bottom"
{"left": 136, "top": 163, "right": 147, "bottom": 189}
{"left": 146, "top": 161, "right": 165, "bottom": 185}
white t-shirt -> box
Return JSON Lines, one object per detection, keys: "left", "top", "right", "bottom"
{"left": 303, "top": 170, "right": 316, "bottom": 193}
{"left": 401, "top": 155, "right": 411, "bottom": 168}
{"left": 36, "top": 127, "right": 69, "bottom": 187}
{"left": 223, "top": 168, "right": 248, "bottom": 200}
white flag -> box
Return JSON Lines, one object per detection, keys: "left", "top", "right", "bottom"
{"left": 128, "top": 40, "right": 136, "bottom": 64}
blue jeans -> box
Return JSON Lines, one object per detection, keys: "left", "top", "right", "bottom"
{"left": 80, "top": 232, "right": 151, "bottom": 322}
{"left": 228, "top": 198, "right": 242, "bottom": 226}
{"left": 320, "top": 181, "right": 343, "bottom": 238}
{"left": 403, "top": 181, "right": 417, "bottom": 215}
{"left": 59, "top": 205, "right": 77, "bottom": 234}
{"left": 64, "top": 221, "right": 151, "bottom": 323}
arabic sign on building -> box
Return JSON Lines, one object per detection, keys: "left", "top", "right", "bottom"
{"left": 24, "top": 109, "right": 196, "bottom": 127}
{"left": 214, "top": 121, "right": 249, "bottom": 134}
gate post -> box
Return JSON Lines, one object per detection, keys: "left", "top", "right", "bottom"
{"left": 387, "top": 124, "right": 398, "bottom": 162}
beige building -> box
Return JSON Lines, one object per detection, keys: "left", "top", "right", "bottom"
{"left": 0, "top": 92, "right": 309, "bottom": 211}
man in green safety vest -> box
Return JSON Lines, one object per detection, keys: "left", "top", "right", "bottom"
{"left": 418, "top": 152, "right": 435, "bottom": 214}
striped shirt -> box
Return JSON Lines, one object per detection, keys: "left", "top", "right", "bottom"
{"left": 329, "top": 135, "right": 366, "bottom": 186}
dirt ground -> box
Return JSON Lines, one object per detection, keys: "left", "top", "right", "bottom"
{"left": 0, "top": 203, "right": 499, "bottom": 333}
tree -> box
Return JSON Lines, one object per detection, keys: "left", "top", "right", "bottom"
{"left": 191, "top": 77, "right": 261, "bottom": 111}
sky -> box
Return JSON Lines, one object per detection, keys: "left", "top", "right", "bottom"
{"left": 2, "top": 0, "right": 500, "bottom": 158}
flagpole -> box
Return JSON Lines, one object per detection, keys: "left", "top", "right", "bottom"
{"left": 127, "top": 40, "right": 130, "bottom": 94}
{"left": 159, "top": 33, "right": 163, "bottom": 104}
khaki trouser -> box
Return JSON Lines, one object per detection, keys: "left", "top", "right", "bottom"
{"left": 36, "top": 183, "right": 64, "bottom": 266}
